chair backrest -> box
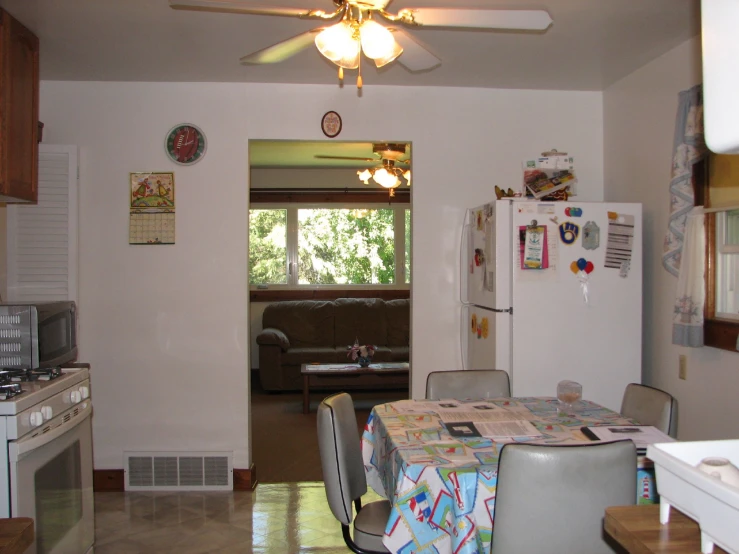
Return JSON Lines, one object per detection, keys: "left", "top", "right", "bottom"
{"left": 317, "top": 392, "right": 368, "bottom": 526}
{"left": 492, "top": 441, "right": 637, "bottom": 554}
{"left": 425, "top": 369, "right": 510, "bottom": 400}
{"left": 620, "top": 383, "right": 677, "bottom": 437}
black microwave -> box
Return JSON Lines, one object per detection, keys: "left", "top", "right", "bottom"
{"left": 0, "top": 301, "right": 78, "bottom": 368}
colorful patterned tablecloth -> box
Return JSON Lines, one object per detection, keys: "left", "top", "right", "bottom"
{"left": 361, "top": 397, "right": 652, "bottom": 554}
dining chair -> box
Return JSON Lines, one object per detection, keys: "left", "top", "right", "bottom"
{"left": 317, "top": 392, "right": 391, "bottom": 554}
{"left": 620, "top": 383, "right": 678, "bottom": 437}
{"left": 491, "top": 440, "right": 637, "bottom": 554}
{"left": 425, "top": 369, "right": 511, "bottom": 400}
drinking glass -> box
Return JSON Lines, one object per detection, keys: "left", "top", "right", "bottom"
{"left": 557, "top": 380, "right": 582, "bottom": 414}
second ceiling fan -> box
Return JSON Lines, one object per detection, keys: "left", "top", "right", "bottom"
{"left": 169, "top": 0, "right": 554, "bottom": 87}
{"left": 316, "top": 142, "right": 411, "bottom": 194}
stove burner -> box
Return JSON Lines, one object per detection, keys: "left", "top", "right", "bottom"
{"left": 0, "top": 383, "right": 22, "bottom": 400}
{"left": 0, "top": 367, "right": 63, "bottom": 383}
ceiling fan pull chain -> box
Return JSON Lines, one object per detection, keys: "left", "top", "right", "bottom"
{"left": 338, "top": 66, "right": 344, "bottom": 82}
{"left": 357, "top": 55, "right": 363, "bottom": 89}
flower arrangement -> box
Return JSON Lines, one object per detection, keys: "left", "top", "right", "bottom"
{"left": 347, "top": 339, "right": 376, "bottom": 367}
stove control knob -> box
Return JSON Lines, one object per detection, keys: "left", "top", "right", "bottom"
{"left": 78, "top": 386, "right": 90, "bottom": 400}
{"left": 41, "top": 406, "right": 53, "bottom": 420}
{"left": 70, "top": 390, "right": 82, "bottom": 404}
{"left": 29, "top": 411, "right": 44, "bottom": 427}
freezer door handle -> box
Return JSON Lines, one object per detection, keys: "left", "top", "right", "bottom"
{"left": 461, "top": 304, "right": 469, "bottom": 370}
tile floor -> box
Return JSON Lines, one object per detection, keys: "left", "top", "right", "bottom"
{"left": 94, "top": 482, "right": 382, "bottom": 553}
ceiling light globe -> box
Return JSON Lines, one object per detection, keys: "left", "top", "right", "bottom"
{"left": 373, "top": 168, "right": 400, "bottom": 188}
{"left": 357, "top": 169, "right": 373, "bottom": 184}
{"left": 316, "top": 21, "right": 360, "bottom": 68}
{"left": 360, "top": 20, "right": 397, "bottom": 60}
{"left": 372, "top": 40, "right": 403, "bottom": 68}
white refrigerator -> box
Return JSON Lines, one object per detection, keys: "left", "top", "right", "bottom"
{"left": 460, "top": 199, "right": 642, "bottom": 412}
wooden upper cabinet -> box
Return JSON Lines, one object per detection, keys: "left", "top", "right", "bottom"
{"left": 0, "top": 8, "right": 39, "bottom": 203}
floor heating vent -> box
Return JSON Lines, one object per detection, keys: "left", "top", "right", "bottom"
{"left": 124, "top": 451, "right": 233, "bottom": 491}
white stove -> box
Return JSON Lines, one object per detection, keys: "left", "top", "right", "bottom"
{"left": 0, "top": 364, "right": 94, "bottom": 554}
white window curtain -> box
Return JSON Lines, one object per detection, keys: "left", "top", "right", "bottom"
{"left": 662, "top": 84, "right": 707, "bottom": 277}
{"left": 672, "top": 207, "right": 705, "bottom": 347}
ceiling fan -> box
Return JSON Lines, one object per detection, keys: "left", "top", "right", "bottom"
{"left": 316, "top": 142, "right": 411, "bottom": 193}
{"left": 169, "top": 0, "right": 553, "bottom": 87}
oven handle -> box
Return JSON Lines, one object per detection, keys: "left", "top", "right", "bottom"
{"left": 9, "top": 402, "right": 92, "bottom": 461}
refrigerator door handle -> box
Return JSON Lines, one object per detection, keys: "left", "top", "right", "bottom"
{"left": 460, "top": 212, "right": 471, "bottom": 304}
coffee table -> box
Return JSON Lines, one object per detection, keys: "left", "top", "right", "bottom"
{"left": 300, "top": 362, "right": 410, "bottom": 414}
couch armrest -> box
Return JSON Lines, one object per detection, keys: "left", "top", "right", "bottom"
{"left": 256, "top": 327, "right": 290, "bottom": 351}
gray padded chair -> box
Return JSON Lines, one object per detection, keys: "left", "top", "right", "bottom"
{"left": 491, "top": 441, "right": 637, "bottom": 554}
{"left": 425, "top": 369, "right": 510, "bottom": 400}
{"left": 620, "top": 383, "right": 677, "bottom": 437}
{"left": 317, "top": 393, "right": 391, "bottom": 554}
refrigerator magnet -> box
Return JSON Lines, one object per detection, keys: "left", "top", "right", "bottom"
{"left": 582, "top": 221, "right": 600, "bottom": 250}
{"left": 559, "top": 221, "right": 580, "bottom": 244}
{"left": 474, "top": 248, "right": 485, "bottom": 266}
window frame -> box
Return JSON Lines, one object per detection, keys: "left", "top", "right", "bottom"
{"left": 249, "top": 189, "right": 411, "bottom": 293}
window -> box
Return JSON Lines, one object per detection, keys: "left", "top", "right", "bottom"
{"left": 714, "top": 209, "right": 739, "bottom": 321}
{"left": 702, "top": 154, "right": 739, "bottom": 350}
{"left": 249, "top": 204, "right": 410, "bottom": 288}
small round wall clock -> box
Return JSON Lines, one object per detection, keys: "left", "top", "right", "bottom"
{"left": 165, "top": 123, "right": 207, "bottom": 165}
{"left": 321, "top": 111, "right": 342, "bottom": 138}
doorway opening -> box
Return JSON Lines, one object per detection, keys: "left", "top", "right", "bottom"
{"left": 247, "top": 139, "right": 412, "bottom": 483}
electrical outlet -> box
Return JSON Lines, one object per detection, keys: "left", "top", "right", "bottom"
{"left": 679, "top": 354, "right": 687, "bottom": 380}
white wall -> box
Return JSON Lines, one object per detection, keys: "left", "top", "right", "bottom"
{"left": 39, "top": 81, "right": 604, "bottom": 469}
{"left": 604, "top": 37, "right": 739, "bottom": 440}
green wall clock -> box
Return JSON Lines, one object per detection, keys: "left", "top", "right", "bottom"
{"left": 165, "top": 123, "right": 207, "bottom": 165}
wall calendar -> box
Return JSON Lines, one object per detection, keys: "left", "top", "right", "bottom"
{"left": 129, "top": 172, "right": 175, "bottom": 245}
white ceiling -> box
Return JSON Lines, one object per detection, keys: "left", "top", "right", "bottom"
{"left": 1, "top": 0, "right": 700, "bottom": 170}
{"left": 0, "top": 0, "right": 700, "bottom": 91}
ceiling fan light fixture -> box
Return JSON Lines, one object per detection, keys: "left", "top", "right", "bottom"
{"left": 359, "top": 20, "right": 400, "bottom": 61}
{"left": 402, "top": 169, "right": 411, "bottom": 186}
{"left": 315, "top": 21, "right": 359, "bottom": 66}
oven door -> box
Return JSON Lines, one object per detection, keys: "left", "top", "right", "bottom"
{"left": 9, "top": 401, "right": 94, "bottom": 554}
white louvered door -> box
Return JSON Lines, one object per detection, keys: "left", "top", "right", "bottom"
{"left": 6, "top": 145, "right": 78, "bottom": 302}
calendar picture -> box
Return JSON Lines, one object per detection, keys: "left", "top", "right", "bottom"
{"left": 129, "top": 172, "right": 175, "bottom": 245}
{"left": 130, "top": 172, "right": 174, "bottom": 208}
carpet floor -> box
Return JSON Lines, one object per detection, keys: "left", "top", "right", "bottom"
{"left": 250, "top": 373, "right": 408, "bottom": 484}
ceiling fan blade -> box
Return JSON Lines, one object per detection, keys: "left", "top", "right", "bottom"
{"left": 400, "top": 8, "right": 553, "bottom": 31}
{"left": 390, "top": 29, "right": 441, "bottom": 72}
{"left": 314, "top": 155, "right": 378, "bottom": 162}
{"left": 240, "top": 29, "right": 321, "bottom": 64}
{"left": 169, "top": 0, "right": 318, "bottom": 17}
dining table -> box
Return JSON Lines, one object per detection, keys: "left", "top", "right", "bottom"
{"left": 361, "top": 397, "right": 655, "bottom": 554}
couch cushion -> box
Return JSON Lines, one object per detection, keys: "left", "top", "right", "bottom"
{"left": 386, "top": 299, "right": 410, "bottom": 346}
{"left": 262, "top": 301, "right": 335, "bottom": 347}
{"left": 333, "top": 298, "right": 387, "bottom": 348}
